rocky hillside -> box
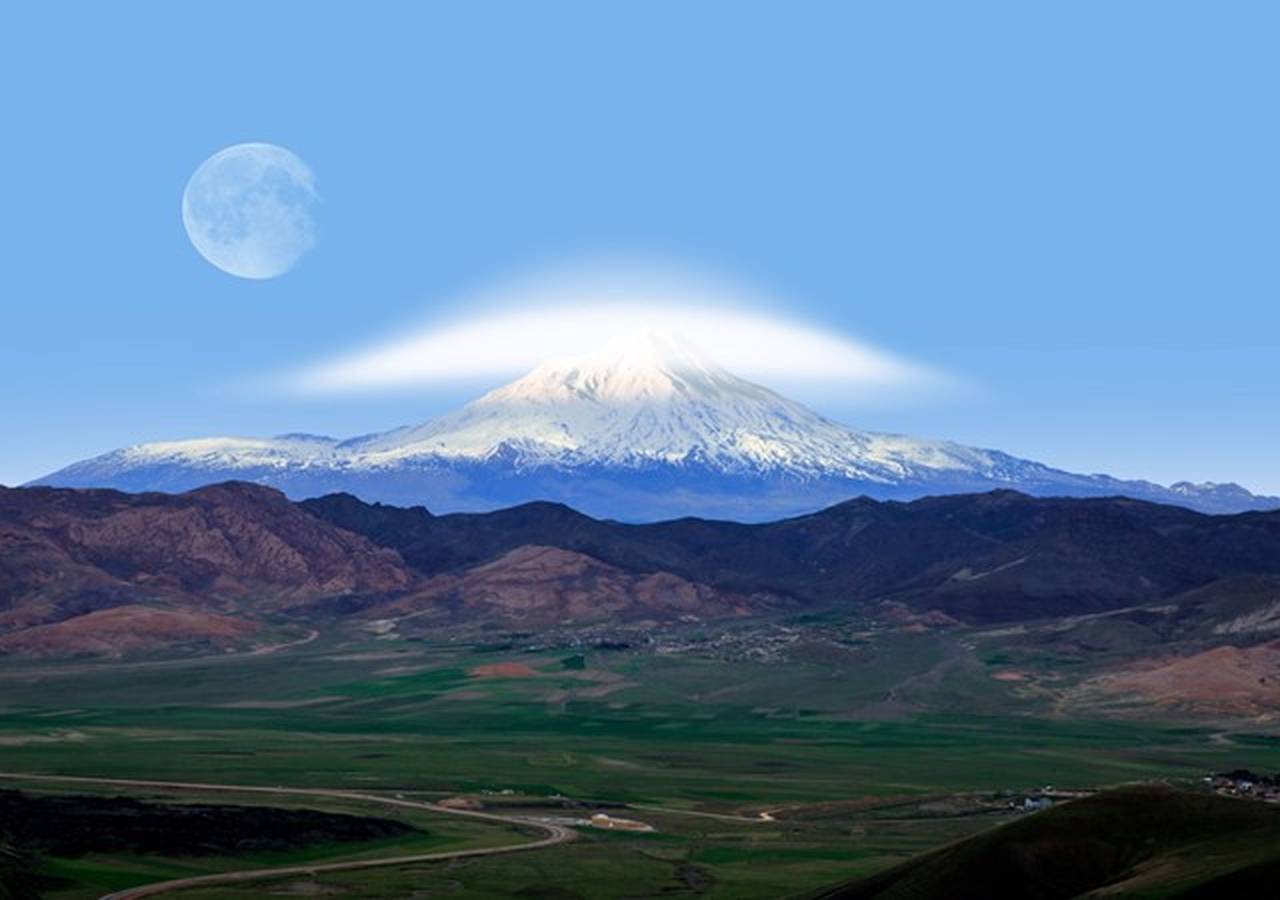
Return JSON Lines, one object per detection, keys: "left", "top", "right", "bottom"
{"left": 0, "top": 482, "right": 412, "bottom": 612}
{"left": 306, "top": 489, "right": 1280, "bottom": 625}
{"left": 5, "top": 482, "right": 1280, "bottom": 657}
{"left": 0, "top": 482, "right": 415, "bottom": 654}
{"left": 0, "top": 483, "right": 768, "bottom": 655}
{"left": 366, "top": 545, "right": 780, "bottom": 630}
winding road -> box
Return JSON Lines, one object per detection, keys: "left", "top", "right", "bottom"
{"left": 0, "top": 772, "right": 575, "bottom": 899}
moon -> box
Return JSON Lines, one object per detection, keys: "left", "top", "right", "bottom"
{"left": 182, "top": 143, "right": 319, "bottom": 279}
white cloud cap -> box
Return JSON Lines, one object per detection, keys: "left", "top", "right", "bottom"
{"left": 281, "top": 262, "right": 959, "bottom": 403}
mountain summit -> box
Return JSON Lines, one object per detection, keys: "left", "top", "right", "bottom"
{"left": 345, "top": 331, "right": 998, "bottom": 479}
{"left": 32, "top": 335, "right": 1279, "bottom": 519}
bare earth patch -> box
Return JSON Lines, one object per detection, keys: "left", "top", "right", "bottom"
{"left": 1084, "top": 641, "right": 1280, "bottom": 718}
{"left": 576, "top": 681, "right": 636, "bottom": 698}
{"left": 469, "top": 662, "right": 539, "bottom": 678}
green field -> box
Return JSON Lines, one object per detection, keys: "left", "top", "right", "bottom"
{"left": 1, "top": 633, "right": 1277, "bottom": 897}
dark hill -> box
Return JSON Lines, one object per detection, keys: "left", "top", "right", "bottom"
{"left": 812, "top": 786, "right": 1280, "bottom": 899}
{"left": 304, "top": 489, "right": 1280, "bottom": 624}
{"left": 0, "top": 788, "right": 415, "bottom": 858}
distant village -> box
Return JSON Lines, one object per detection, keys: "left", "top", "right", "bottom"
{"left": 1207, "top": 770, "right": 1280, "bottom": 803}
{"left": 476, "top": 616, "right": 885, "bottom": 665}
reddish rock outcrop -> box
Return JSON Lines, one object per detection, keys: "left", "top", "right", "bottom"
{"left": 369, "top": 544, "right": 774, "bottom": 628}
{"left": 0, "top": 482, "right": 415, "bottom": 653}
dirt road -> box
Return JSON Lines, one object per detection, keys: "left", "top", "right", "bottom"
{"left": 0, "top": 772, "right": 575, "bottom": 899}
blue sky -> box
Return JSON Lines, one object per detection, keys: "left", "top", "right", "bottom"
{"left": 2, "top": 2, "right": 1277, "bottom": 492}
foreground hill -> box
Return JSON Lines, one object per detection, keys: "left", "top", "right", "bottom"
{"left": 812, "top": 786, "right": 1280, "bottom": 899}
{"left": 0, "top": 838, "right": 41, "bottom": 900}
{"left": 32, "top": 334, "right": 1279, "bottom": 518}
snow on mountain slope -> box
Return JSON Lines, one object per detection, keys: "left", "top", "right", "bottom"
{"left": 343, "top": 332, "right": 1008, "bottom": 480}
{"left": 30, "top": 333, "right": 1280, "bottom": 519}
{"left": 105, "top": 434, "right": 342, "bottom": 471}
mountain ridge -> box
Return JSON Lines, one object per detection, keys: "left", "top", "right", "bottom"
{"left": 304, "top": 486, "right": 1280, "bottom": 620}
{"left": 5, "top": 482, "right": 1280, "bottom": 664}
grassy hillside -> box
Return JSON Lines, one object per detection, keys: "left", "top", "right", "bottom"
{"left": 813, "top": 786, "right": 1280, "bottom": 899}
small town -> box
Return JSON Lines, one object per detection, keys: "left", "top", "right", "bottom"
{"left": 1207, "top": 770, "right": 1280, "bottom": 803}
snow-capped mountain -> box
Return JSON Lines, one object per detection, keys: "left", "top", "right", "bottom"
{"left": 342, "top": 333, "right": 1014, "bottom": 479}
{"left": 31, "top": 333, "right": 1279, "bottom": 520}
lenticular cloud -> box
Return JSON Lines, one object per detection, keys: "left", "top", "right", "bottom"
{"left": 279, "top": 264, "right": 956, "bottom": 400}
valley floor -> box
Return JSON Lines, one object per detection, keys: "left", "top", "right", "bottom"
{"left": 1, "top": 625, "right": 1277, "bottom": 898}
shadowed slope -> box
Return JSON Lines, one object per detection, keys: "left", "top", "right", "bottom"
{"left": 305, "top": 489, "right": 1280, "bottom": 623}
{"left": 813, "top": 786, "right": 1280, "bottom": 900}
